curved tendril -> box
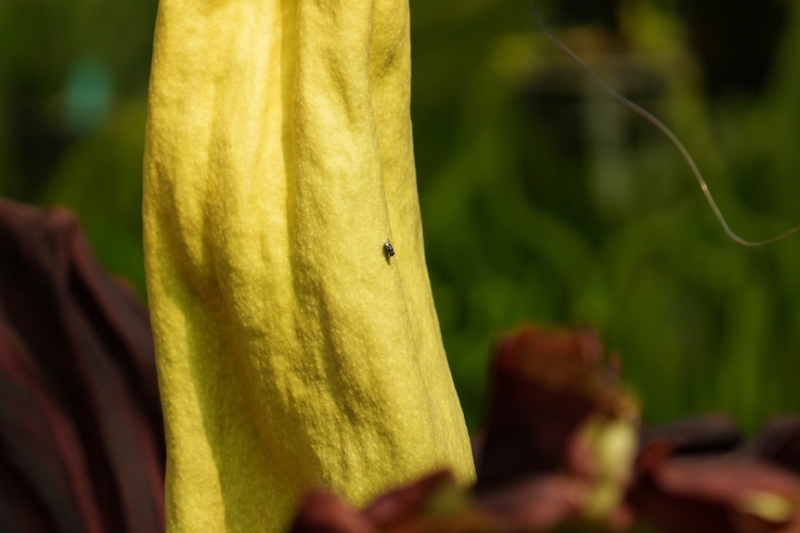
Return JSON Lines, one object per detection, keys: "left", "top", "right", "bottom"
{"left": 528, "top": 0, "right": 800, "bottom": 247}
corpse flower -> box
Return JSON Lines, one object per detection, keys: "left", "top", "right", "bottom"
{"left": 142, "top": 0, "right": 475, "bottom": 531}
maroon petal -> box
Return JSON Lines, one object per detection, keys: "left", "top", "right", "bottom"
{"left": 630, "top": 443, "right": 800, "bottom": 533}
{"left": 475, "top": 325, "right": 636, "bottom": 489}
{"left": 289, "top": 491, "right": 375, "bottom": 533}
{"left": 641, "top": 415, "right": 742, "bottom": 456}
{"left": 745, "top": 417, "right": 800, "bottom": 475}
{"left": 476, "top": 475, "right": 588, "bottom": 531}
{"left": 363, "top": 471, "right": 456, "bottom": 530}
{"left": 0, "top": 199, "right": 164, "bottom": 532}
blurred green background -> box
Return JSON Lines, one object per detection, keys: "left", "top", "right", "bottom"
{"left": 2, "top": 0, "right": 799, "bottom": 433}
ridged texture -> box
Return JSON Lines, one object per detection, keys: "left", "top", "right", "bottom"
{"left": 142, "top": 0, "right": 476, "bottom": 532}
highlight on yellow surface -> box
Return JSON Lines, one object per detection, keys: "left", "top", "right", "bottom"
{"left": 142, "top": 0, "right": 476, "bottom": 531}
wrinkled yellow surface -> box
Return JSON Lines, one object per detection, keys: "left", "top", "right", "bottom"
{"left": 142, "top": 0, "right": 475, "bottom": 531}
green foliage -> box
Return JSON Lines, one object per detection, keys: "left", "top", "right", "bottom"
{"left": 0, "top": 0, "right": 155, "bottom": 295}
{"left": 411, "top": 0, "right": 800, "bottom": 431}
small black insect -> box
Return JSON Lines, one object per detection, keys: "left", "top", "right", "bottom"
{"left": 382, "top": 240, "right": 395, "bottom": 259}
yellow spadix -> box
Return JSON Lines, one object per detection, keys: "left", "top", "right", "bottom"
{"left": 142, "top": 1, "right": 476, "bottom": 531}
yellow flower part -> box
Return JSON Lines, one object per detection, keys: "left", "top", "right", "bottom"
{"left": 142, "top": 0, "right": 476, "bottom": 532}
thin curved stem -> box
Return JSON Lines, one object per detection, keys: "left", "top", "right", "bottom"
{"left": 528, "top": 0, "right": 800, "bottom": 247}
